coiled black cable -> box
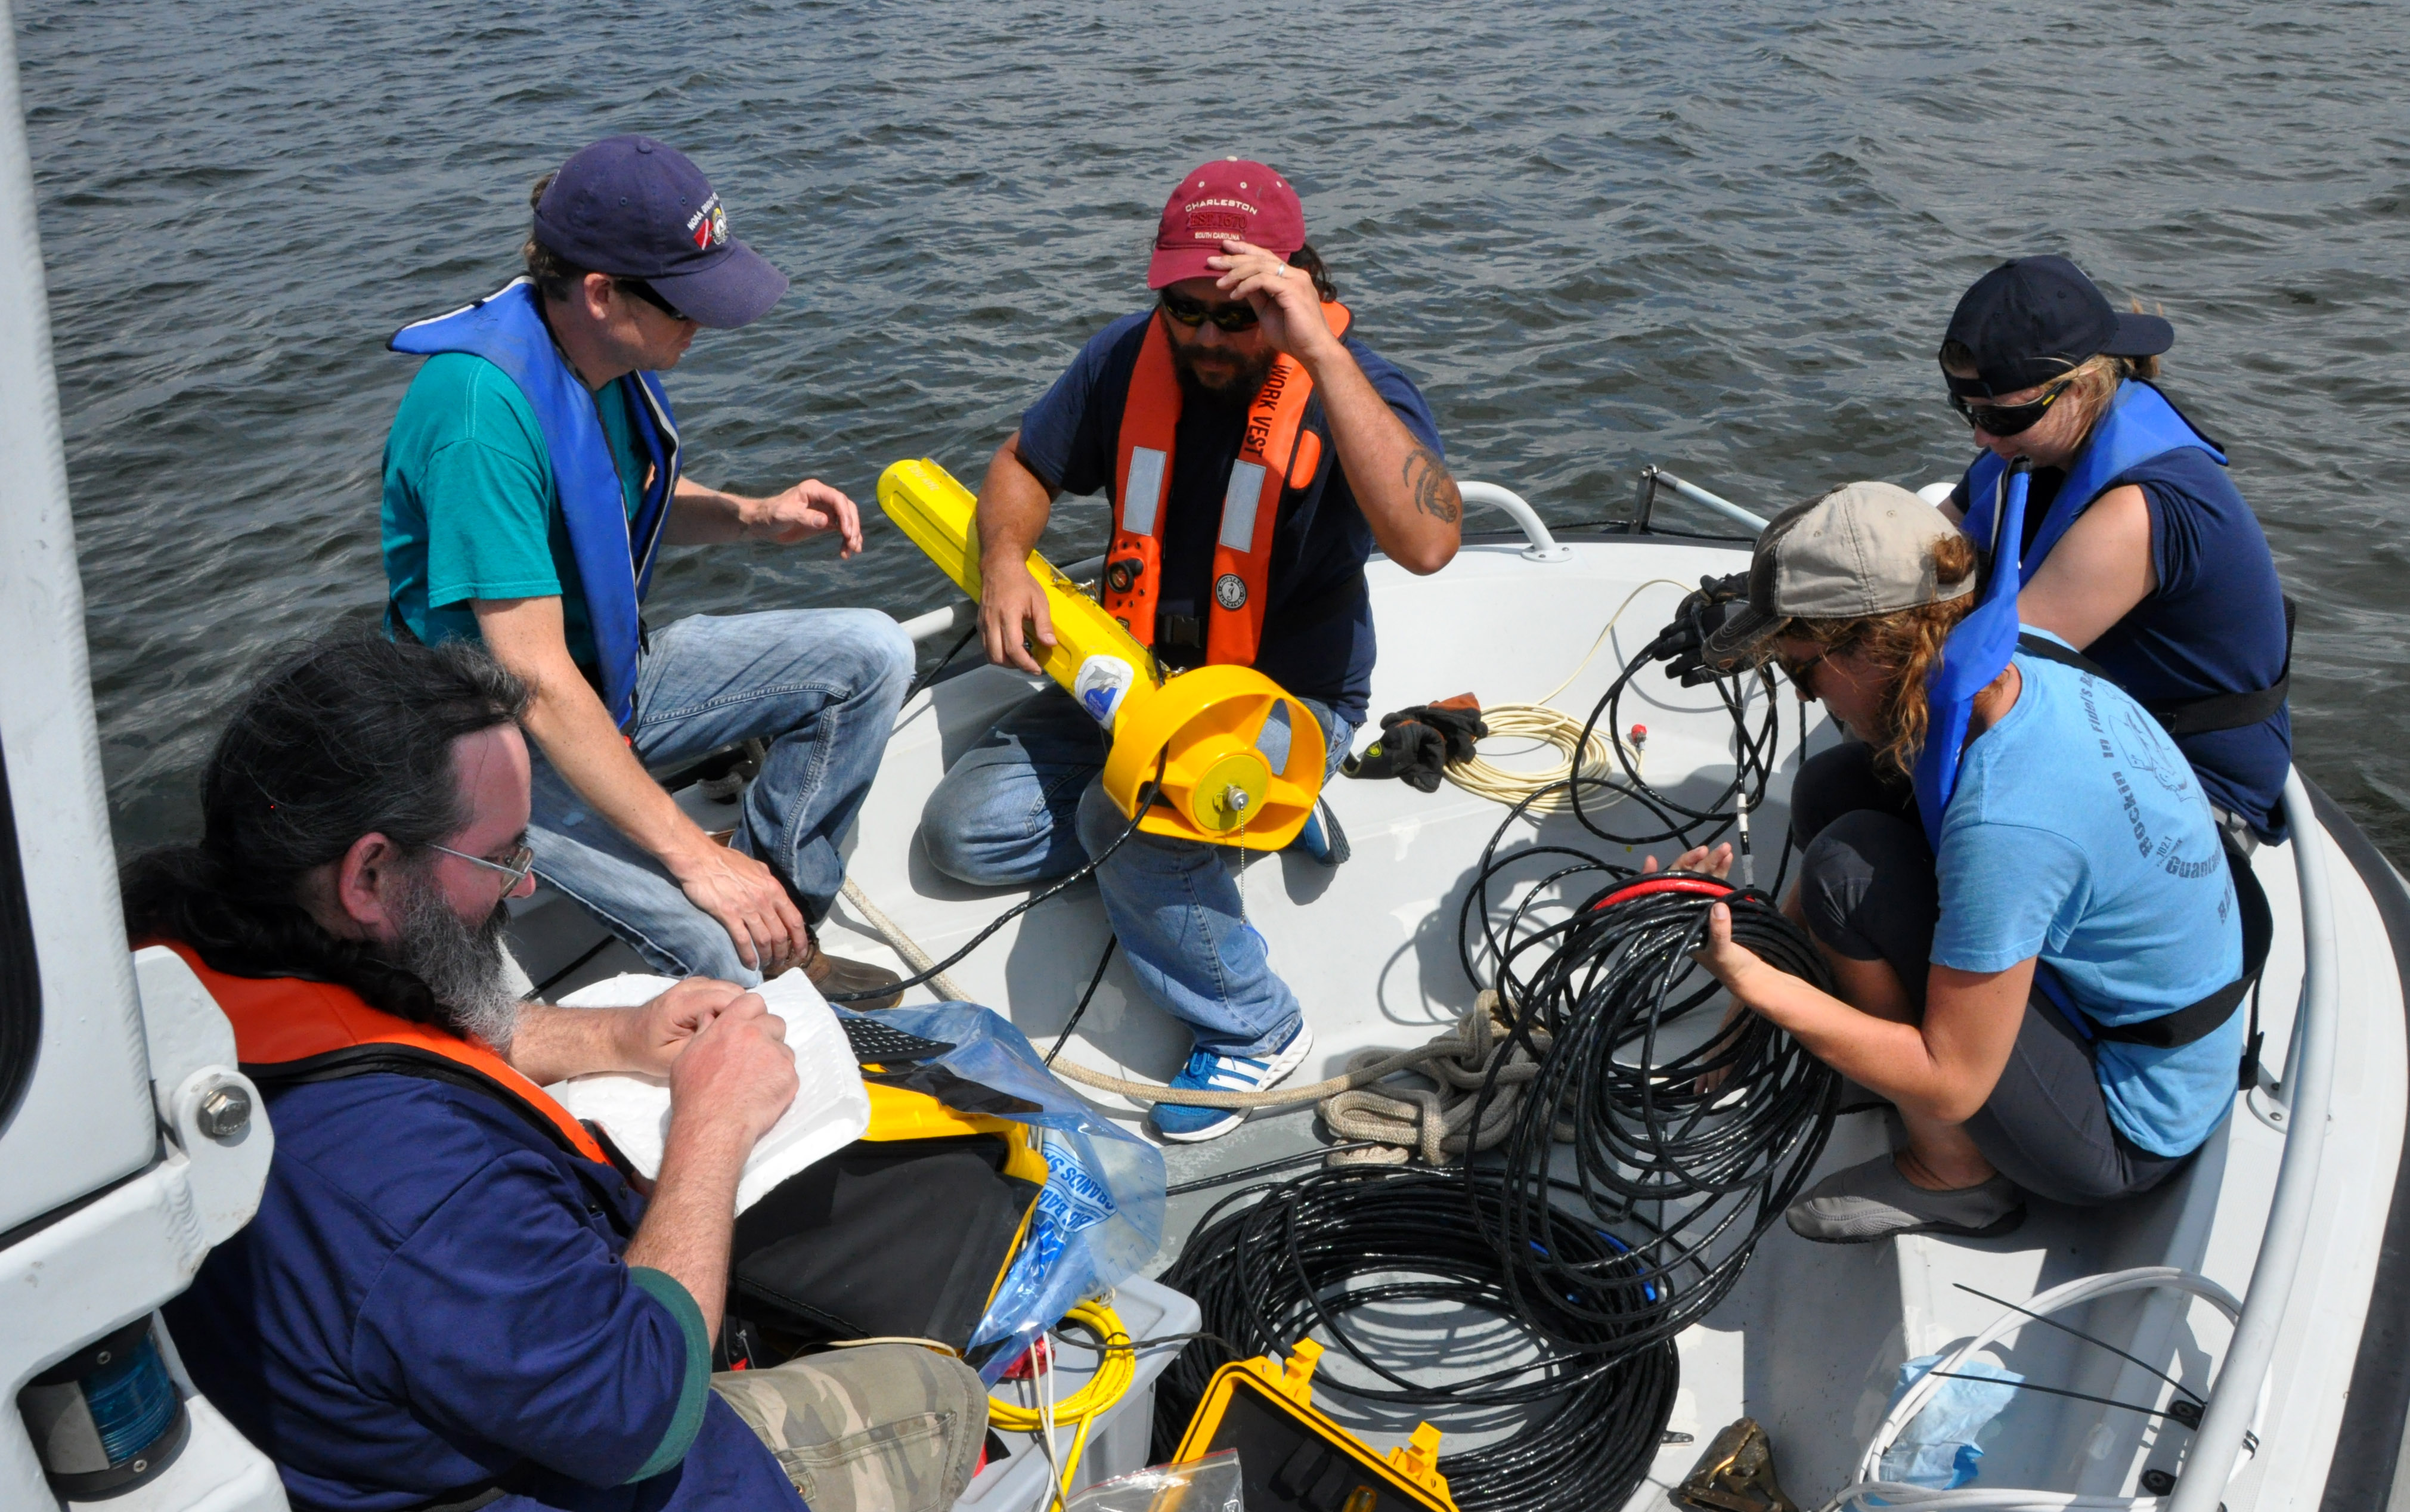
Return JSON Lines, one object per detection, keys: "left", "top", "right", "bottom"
{"left": 1475, "top": 881, "right": 1839, "bottom": 1358}
{"left": 1151, "top": 1167, "right": 1680, "bottom": 1512}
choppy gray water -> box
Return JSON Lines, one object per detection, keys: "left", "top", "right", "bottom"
{"left": 18, "top": 0, "right": 2410, "bottom": 858}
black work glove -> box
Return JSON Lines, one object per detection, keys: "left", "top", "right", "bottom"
{"left": 1343, "top": 695, "right": 1488, "bottom": 794}
{"left": 1655, "top": 572, "right": 1752, "bottom": 687}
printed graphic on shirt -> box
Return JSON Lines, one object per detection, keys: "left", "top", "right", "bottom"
{"left": 2079, "top": 668, "right": 2226, "bottom": 897}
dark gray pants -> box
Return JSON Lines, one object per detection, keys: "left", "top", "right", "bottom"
{"left": 1796, "top": 803, "right": 2193, "bottom": 1207}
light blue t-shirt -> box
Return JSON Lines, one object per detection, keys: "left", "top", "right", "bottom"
{"left": 1931, "top": 633, "right": 2244, "bottom": 1157}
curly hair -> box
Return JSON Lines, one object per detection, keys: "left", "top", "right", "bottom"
{"left": 1287, "top": 243, "right": 1339, "bottom": 303}
{"left": 120, "top": 631, "right": 529, "bottom": 1023}
{"left": 1761, "top": 531, "right": 1982, "bottom": 779}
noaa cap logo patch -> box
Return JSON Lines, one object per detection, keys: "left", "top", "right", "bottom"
{"left": 1214, "top": 573, "right": 1248, "bottom": 610}
{"left": 686, "top": 193, "right": 729, "bottom": 250}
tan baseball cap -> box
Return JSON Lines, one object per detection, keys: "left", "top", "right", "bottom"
{"left": 1705, "top": 482, "right": 1973, "bottom": 660}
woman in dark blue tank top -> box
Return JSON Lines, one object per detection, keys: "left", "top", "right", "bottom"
{"left": 1791, "top": 256, "right": 2292, "bottom": 847}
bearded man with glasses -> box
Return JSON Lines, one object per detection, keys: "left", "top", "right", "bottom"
{"left": 129, "top": 633, "right": 988, "bottom": 1512}
{"left": 380, "top": 135, "right": 911, "bottom": 1003}
{"left": 919, "top": 158, "right": 1463, "bottom": 1142}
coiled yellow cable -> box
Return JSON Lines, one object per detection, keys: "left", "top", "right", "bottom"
{"left": 986, "top": 1298, "right": 1136, "bottom": 1505}
{"left": 1441, "top": 578, "right": 1689, "bottom": 813}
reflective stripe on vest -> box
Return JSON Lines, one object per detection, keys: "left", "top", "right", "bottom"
{"left": 389, "top": 280, "right": 682, "bottom": 731}
{"left": 159, "top": 939, "right": 609, "bottom": 1166}
{"left": 1103, "top": 301, "right": 1353, "bottom": 667}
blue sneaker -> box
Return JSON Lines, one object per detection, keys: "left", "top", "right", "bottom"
{"left": 1149, "top": 1020, "right": 1316, "bottom": 1143}
{"left": 1285, "top": 799, "right": 1350, "bottom": 866}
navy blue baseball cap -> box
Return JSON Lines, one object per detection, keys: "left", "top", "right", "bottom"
{"left": 532, "top": 135, "right": 788, "bottom": 329}
{"left": 1941, "top": 255, "right": 2174, "bottom": 398}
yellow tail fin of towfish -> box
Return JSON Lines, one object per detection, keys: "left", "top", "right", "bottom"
{"left": 876, "top": 458, "right": 1326, "bottom": 850}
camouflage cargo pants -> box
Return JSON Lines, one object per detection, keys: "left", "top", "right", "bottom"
{"left": 712, "top": 1344, "right": 988, "bottom": 1512}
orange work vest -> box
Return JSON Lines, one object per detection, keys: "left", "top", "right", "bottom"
{"left": 1103, "top": 301, "right": 1353, "bottom": 667}
{"left": 160, "top": 940, "right": 609, "bottom": 1166}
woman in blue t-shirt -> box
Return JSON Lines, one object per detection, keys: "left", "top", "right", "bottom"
{"left": 1787, "top": 255, "right": 2291, "bottom": 850}
{"left": 1692, "top": 483, "right": 2245, "bottom": 1244}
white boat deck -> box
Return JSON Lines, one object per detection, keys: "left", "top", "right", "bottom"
{"left": 511, "top": 529, "right": 2408, "bottom": 1509}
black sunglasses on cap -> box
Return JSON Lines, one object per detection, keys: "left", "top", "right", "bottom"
{"left": 1158, "top": 288, "right": 1260, "bottom": 333}
{"left": 1948, "top": 375, "right": 2074, "bottom": 438}
{"left": 616, "top": 277, "right": 689, "bottom": 322}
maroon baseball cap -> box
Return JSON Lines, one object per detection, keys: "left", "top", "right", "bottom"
{"left": 1147, "top": 159, "right": 1306, "bottom": 289}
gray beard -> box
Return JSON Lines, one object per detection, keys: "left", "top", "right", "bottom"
{"left": 384, "top": 871, "right": 522, "bottom": 1052}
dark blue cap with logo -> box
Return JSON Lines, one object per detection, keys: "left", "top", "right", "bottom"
{"left": 532, "top": 135, "right": 789, "bottom": 329}
{"left": 1941, "top": 255, "right": 2174, "bottom": 398}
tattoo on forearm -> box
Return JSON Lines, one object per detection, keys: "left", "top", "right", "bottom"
{"left": 1404, "top": 445, "right": 1458, "bottom": 523}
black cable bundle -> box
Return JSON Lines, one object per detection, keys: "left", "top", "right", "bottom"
{"left": 1476, "top": 880, "right": 1840, "bottom": 1359}
{"left": 1151, "top": 1166, "right": 1680, "bottom": 1512}
{"left": 1568, "top": 646, "right": 1786, "bottom": 879}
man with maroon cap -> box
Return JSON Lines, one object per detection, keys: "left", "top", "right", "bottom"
{"left": 382, "top": 135, "right": 910, "bottom": 1005}
{"left": 920, "top": 158, "right": 1461, "bottom": 1142}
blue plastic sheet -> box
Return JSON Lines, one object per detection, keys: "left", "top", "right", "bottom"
{"left": 1879, "top": 1352, "right": 2023, "bottom": 1490}
{"left": 840, "top": 1002, "right": 1167, "bottom": 1384}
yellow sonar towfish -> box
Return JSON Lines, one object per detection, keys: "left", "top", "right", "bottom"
{"left": 878, "top": 458, "right": 1325, "bottom": 851}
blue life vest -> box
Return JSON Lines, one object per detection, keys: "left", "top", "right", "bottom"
{"left": 1912, "top": 462, "right": 2031, "bottom": 848}
{"left": 1912, "top": 459, "right": 2272, "bottom": 1062}
{"left": 389, "top": 280, "right": 680, "bottom": 729}
{"left": 1958, "top": 380, "right": 2224, "bottom": 590}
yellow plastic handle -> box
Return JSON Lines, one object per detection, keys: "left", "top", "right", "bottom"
{"left": 877, "top": 458, "right": 1325, "bottom": 850}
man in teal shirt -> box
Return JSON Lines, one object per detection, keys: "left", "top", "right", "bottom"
{"left": 382, "top": 135, "right": 908, "bottom": 1000}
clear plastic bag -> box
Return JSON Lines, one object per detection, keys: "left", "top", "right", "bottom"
{"left": 838, "top": 1002, "right": 1166, "bottom": 1383}
{"left": 1064, "top": 1450, "right": 1244, "bottom": 1512}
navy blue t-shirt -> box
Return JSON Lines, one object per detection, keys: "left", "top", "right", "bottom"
{"left": 1954, "top": 445, "right": 2291, "bottom": 839}
{"left": 163, "top": 1074, "right": 802, "bottom": 1512}
{"left": 1015, "top": 309, "right": 1445, "bottom": 724}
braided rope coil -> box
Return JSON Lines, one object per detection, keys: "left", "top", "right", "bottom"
{"left": 1318, "top": 991, "right": 1562, "bottom": 1166}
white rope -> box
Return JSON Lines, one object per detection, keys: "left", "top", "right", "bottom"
{"left": 839, "top": 877, "right": 971, "bottom": 1003}
{"left": 1318, "top": 993, "right": 1557, "bottom": 1165}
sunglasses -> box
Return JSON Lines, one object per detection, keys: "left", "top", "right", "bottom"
{"left": 1948, "top": 376, "right": 2073, "bottom": 438}
{"left": 1158, "top": 289, "right": 1260, "bottom": 333}
{"left": 1776, "top": 647, "right": 1831, "bottom": 700}
{"left": 616, "top": 277, "right": 689, "bottom": 322}
{"left": 430, "top": 841, "right": 538, "bottom": 896}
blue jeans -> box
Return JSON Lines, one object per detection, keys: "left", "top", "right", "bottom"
{"left": 918, "top": 687, "right": 1356, "bottom": 1058}
{"left": 528, "top": 609, "right": 914, "bottom": 986}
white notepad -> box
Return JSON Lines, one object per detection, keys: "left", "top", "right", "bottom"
{"left": 546, "top": 970, "right": 872, "bottom": 1213}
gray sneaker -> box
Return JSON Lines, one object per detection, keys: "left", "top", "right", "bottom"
{"left": 1785, "top": 1154, "right": 2024, "bottom": 1244}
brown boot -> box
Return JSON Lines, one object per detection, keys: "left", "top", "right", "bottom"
{"left": 803, "top": 931, "right": 903, "bottom": 1010}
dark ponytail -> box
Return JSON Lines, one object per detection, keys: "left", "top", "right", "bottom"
{"left": 121, "top": 631, "right": 529, "bottom": 1023}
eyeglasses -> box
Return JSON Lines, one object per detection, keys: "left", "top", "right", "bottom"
{"left": 430, "top": 842, "right": 537, "bottom": 895}
{"left": 616, "top": 278, "right": 689, "bottom": 323}
{"left": 1158, "top": 289, "right": 1260, "bottom": 333}
{"left": 1776, "top": 648, "right": 1830, "bottom": 700}
{"left": 1949, "top": 376, "right": 2073, "bottom": 438}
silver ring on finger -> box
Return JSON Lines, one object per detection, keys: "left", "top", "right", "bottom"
{"left": 1274, "top": 265, "right": 1288, "bottom": 278}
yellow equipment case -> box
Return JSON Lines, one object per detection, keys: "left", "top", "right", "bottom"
{"left": 1172, "top": 1339, "right": 1458, "bottom": 1512}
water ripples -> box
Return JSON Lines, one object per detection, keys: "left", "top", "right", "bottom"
{"left": 18, "top": 0, "right": 2410, "bottom": 853}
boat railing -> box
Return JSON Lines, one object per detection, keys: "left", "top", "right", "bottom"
{"left": 1633, "top": 464, "right": 1770, "bottom": 533}
{"left": 1456, "top": 481, "right": 1572, "bottom": 561}
{"left": 898, "top": 479, "right": 1575, "bottom": 651}
{"left": 2170, "top": 769, "right": 2337, "bottom": 1511}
